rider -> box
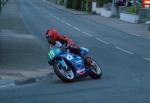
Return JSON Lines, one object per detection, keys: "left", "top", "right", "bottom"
{"left": 45, "top": 28, "right": 92, "bottom": 67}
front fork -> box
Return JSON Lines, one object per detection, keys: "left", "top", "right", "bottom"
{"left": 57, "top": 58, "right": 68, "bottom": 71}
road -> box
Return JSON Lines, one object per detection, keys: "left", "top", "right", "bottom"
{"left": 0, "top": 0, "right": 150, "bottom": 103}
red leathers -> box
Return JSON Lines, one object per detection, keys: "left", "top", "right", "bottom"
{"left": 46, "top": 28, "right": 81, "bottom": 56}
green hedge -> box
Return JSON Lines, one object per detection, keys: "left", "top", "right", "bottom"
{"left": 66, "top": 0, "right": 72, "bottom": 8}
{"left": 126, "top": 5, "right": 141, "bottom": 14}
{"left": 72, "top": 0, "right": 78, "bottom": 10}
{"left": 65, "top": 0, "right": 92, "bottom": 11}
{"left": 96, "top": 0, "right": 111, "bottom": 7}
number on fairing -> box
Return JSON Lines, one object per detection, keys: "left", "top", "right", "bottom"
{"left": 48, "top": 50, "right": 55, "bottom": 60}
{"left": 67, "top": 55, "right": 73, "bottom": 60}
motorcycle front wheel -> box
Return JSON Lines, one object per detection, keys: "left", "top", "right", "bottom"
{"left": 89, "top": 59, "right": 102, "bottom": 79}
{"left": 53, "top": 62, "right": 75, "bottom": 83}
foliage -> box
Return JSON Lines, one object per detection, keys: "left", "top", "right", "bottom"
{"left": 96, "top": 0, "right": 111, "bottom": 7}
{"left": 126, "top": 5, "right": 141, "bottom": 14}
{"left": 65, "top": 0, "right": 92, "bottom": 11}
{"left": 60, "top": 0, "right": 64, "bottom": 5}
{"left": 66, "top": 0, "right": 72, "bottom": 8}
{"left": 72, "top": 0, "right": 78, "bottom": 10}
{"left": 81, "top": 0, "right": 92, "bottom": 12}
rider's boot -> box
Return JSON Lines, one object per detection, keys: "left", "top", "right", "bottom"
{"left": 83, "top": 57, "right": 92, "bottom": 67}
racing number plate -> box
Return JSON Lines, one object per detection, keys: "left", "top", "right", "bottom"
{"left": 48, "top": 48, "right": 58, "bottom": 61}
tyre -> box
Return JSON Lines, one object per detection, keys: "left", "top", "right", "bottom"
{"left": 53, "top": 62, "right": 75, "bottom": 82}
{"left": 89, "top": 59, "right": 102, "bottom": 79}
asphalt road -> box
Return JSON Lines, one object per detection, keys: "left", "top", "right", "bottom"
{"left": 0, "top": 0, "right": 150, "bottom": 103}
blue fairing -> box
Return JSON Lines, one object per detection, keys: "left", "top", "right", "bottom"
{"left": 80, "top": 47, "right": 89, "bottom": 57}
{"left": 57, "top": 52, "right": 87, "bottom": 77}
{"left": 48, "top": 46, "right": 90, "bottom": 77}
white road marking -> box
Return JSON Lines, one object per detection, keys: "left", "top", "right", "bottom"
{"left": 131, "top": 33, "right": 141, "bottom": 37}
{"left": 0, "top": 33, "right": 35, "bottom": 39}
{"left": 0, "top": 83, "right": 15, "bottom": 88}
{"left": 60, "top": 20, "right": 65, "bottom": 23}
{"left": 51, "top": 15, "right": 82, "bottom": 32}
{"left": 144, "top": 57, "right": 150, "bottom": 61}
{"left": 73, "top": 26, "right": 81, "bottom": 31}
{"left": 49, "top": 15, "right": 93, "bottom": 38}
{"left": 82, "top": 31, "right": 93, "bottom": 37}
{"left": 50, "top": 12, "right": 56, "bottom": 18}
{"left": 52, "top": 15, "right": 57, "bottom": 18}
{"left": 65, "top": 22, "right": 73, "bottom": 27}
{"left": 56, "top": 17, "right": 60, "bottom": 20}
{"left": 53, "top": 15, "right": 61, "bottom": 21}
{"left": 95, "top": 37, "right": 109, "bottom": 45}
{"left": 115, "top": 46, "right": 134, "bottom": 55}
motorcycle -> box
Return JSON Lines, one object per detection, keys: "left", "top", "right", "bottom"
{"left": 48, "top": 41, "right": 102, "bottom": 82}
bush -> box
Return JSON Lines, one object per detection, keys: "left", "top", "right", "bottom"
{"left": 126, "top": 6, "right": 141, "bottom": 14}
{"left": 60, "top": 0, "right": 64, "bottom": 5}
{"left": 66, "top": 0, "right": 72, "bottom": 8}
{"left": 96, "top": 0, "right": 111, "bottom": 7}
{"left": 72, "top": 0, "right": 78, "bottom": 10}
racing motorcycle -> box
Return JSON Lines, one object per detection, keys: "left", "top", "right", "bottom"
{"left": 48, "top": 41, "right": 102, "bottom": 82}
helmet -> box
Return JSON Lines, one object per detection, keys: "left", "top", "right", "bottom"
{"left": 45, "top": 28, "right": 58, "bottom": 44}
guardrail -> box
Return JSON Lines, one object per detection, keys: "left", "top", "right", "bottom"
{"left": 0, "top": 0, "right": 8, "bottom": 11}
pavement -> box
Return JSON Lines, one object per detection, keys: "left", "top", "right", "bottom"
{"left": 0, "top": 0, "right": 53, "bottom": 87}
{"left": 46, "top": 0, "right": 150, "bottom": 38}
{"left": 83, "top": 15, "right": 150, "bottom": 38}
